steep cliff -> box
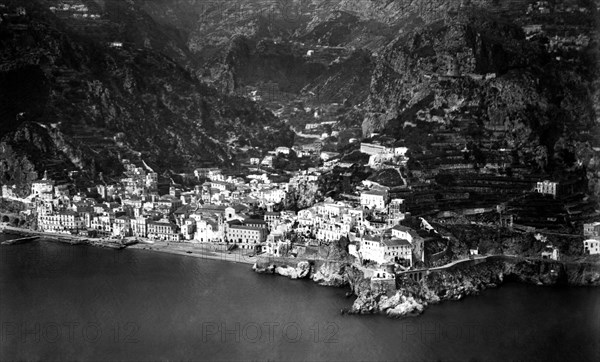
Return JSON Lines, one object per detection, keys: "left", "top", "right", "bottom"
{"left": 0, "top": 0, "right": 294, "bottom": 191}
{"left": 363, "top": 9, "right": 598, "bottom": 175}
{"left": 348, "top": 258, "right": 600, "bottom": 318}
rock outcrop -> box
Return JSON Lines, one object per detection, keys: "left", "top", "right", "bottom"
{"left": 311, "top": 261, "right": 348, "bottom": 287}
{"left": 253, "top": 259, "right": 311, "bottom": 280}
{"left": 275, "top": 261, "right": 311, "bottom": 279}
{"left": 348, "top": 258, "right": 600, "bottom": 318}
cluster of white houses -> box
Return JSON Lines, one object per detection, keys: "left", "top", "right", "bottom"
{"left": 22, "top": 165, "right": 429, "bottom": 265}
{"left": 3, "top": 138, "right": 597, "bottom": 268}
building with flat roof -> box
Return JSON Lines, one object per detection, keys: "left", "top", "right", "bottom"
{"left": 361, "top": 190, "right": 388, "bottom": 210}
{"left": 227, "top": 225, "right": 267, "bottom": 250}
{"left": 359, "top": 236, "right": 412, "bottom": 266}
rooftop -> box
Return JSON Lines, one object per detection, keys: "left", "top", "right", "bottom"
{"left": 381, "top": 238, "right": 411, "bottom": 247}
{"left": 362, "top": 190, "right": 387, "bottom": 197}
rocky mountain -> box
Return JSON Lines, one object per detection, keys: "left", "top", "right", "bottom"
{"left": 364, "top": 8, "right": 598, "bottom": 171}
{"left": 0, "top": 0, "right": 294, "bottom": 193}
{"left": 0, "top": 0, "right": 598, "bottom": 199}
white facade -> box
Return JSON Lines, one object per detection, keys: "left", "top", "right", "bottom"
{"left": 359, "top": 237, "right": 412, "bottom": 266}
{"left": 31, "top": 180, "right": 54, "bottom": 197}
{"left": 536, "top": 180, "right": 558, "bottom": 197}
{"left": 361, "top": 191, "right": 387, "bottom": 210}
{"left": 583, "top": 239, "right": 600, "bottom": 255}
{"left": 38, "top": 211, "right": 84, "bottom": 233}
{"left": 194, "top": 219, "right": 223, "bottom": 243}
{"left": 583, "top": 222, "right": 600, "bottom": 238}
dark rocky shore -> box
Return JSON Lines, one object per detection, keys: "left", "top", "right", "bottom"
{"left": 254, "top": 255, "right": 600, "bottom": 318}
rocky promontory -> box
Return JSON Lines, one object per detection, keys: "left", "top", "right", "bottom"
{"left": 254, "top": 252, "right": 600, "bottom": 319}
{"left": 347, "top": 257, "right": 600, "bottom": 318}
{"left": 253, "top": 257, "right": 349, "bottom": 286}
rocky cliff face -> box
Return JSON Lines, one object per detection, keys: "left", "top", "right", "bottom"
{"left": 348, "top": 258, "right": 600, "bottom": 318}
{"left": 0, "top": 0, "right": 294, "bottom": 191}
{"left": 254, "top": 240, "right": 352, "bottom": 286}
{"left": 136, "top": 0, "right": 599, "bottom": 195}
{"left": 363, "top": 7, "right": 598, "bottom": 180}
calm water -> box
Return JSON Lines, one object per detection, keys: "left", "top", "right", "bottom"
{"left": 0, "top": 235, "right": 599, "bottom": 361}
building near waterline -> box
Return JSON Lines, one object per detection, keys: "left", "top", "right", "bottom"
{"left": 147, "top": 221, "right": 180, "bottom": 241}
{"left": 359, "top": 235, "right": 412, "bottom": 266}
{"left": 226, "top": 224, "right": 267, "bottom": 250}
{"left": 37, "top": 210, "right": 84, "bottom": 233}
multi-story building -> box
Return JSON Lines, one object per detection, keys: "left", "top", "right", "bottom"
{"left": 194, "top": 219, "right": 222, "bottom": 243}
{"left": 211, "top": 181, "right": 235, "bottom": 192}
{"left": 297, "top": 208, "right": 316, "bottom": 227}
{"left": 388, "top": 198, "right": 405, "bottom": 218}
{"left": 391, "top": 224, "right": 425, "bottom": 263}
{"left": 90, "top": 214, "right": 114, "bottom": 236}
{"left": 38, "top": 211, "right": 84, "bottom": 234}
{"left": 264, "top": 211, "right": 281, "bottom": 227}
{"left": 131, "top": 217, "right": 148, "bottom": 237}
{"left": 535, "top": 180, "right": 558, "bottom": 198}
{"left": 359, "top": 236, "right": 412, "bottom": 266}
{"left": 227, "top": 225, "right": 267, "bottom": 250}
{"left": 583, "top": 239, "right": 600, "bottom": 255}
{"left": 180, "top": 219, "right": 196, "bottom": 241}
{"left": 244, "top": 219, "right": 269, "bottom": 230}
{"left": 583, "top": 222, "right": 600, "bottom": 238}
{"left": 316, "top": 222, "right": 348, "bottom": 242}
{"left": 31, "top": 176, "right": 55, "bottom": 197}
{"left": 361, "top": 190, "right": 388, "bottom": 210}
{"left": 147, "top": 221, "right": 180, "bottom": 241}
{"left": 113, "top": 216, "right": 131, "bottom": 237}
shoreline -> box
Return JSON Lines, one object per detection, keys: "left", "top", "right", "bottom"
{"left": 127, "top": 240, "right": 257, "bottom": 265}
{"left": 3, "top": 225, "right": 599, "bottom": 319}
{"left": 0, "top": 225, "right": 257, "bottom": 265}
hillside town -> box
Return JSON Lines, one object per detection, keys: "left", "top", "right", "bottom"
{"left": 2, "top": 138, "right": 599, "bottom": 277}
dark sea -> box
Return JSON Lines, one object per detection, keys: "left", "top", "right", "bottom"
{"left": 1, "top": 235, "right": 599, "bottom": 361}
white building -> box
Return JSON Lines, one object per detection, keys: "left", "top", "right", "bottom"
{"left": 147, "top": 221, "right": 180, "bottom": 241}
{"left": 391, "top": 224, "right": 425, "bottom": 263}
{"left": 536, "top": 180, "right": 558, "bottom": 197}
{"left": 261, "top": 156, "right": 274, "bottom": 167}
{"left": 359, "top": 236, "right": 412, "bottom": 266}
{"left": 360, "top": 143, "right": 388, "bottom": 155}
{"left": 131, "top": 217, "right": 148, "bottom": 237}
{"left": 361, "top": 190, "right": 388, "bottom": 210}
{"left": 31, "top": 179, "right": 54, "bottom": 197}
{"left": 583, "top": 239, "right": 600, "bottom": 255}
{"left": 38, "top": 211, "right": 84, "bottom": 234}
{"left": 583, "top": 222, "right": 600, "bottom": 238}
{"left": 194, "top": 219, "right": 223, "bottom": 243}
{"left": 276, "top": 147, "right": 291, "bottom": 155}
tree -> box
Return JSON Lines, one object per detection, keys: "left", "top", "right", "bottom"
{"left": 1, "top": 215, "right": 9, "bottom": 223}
